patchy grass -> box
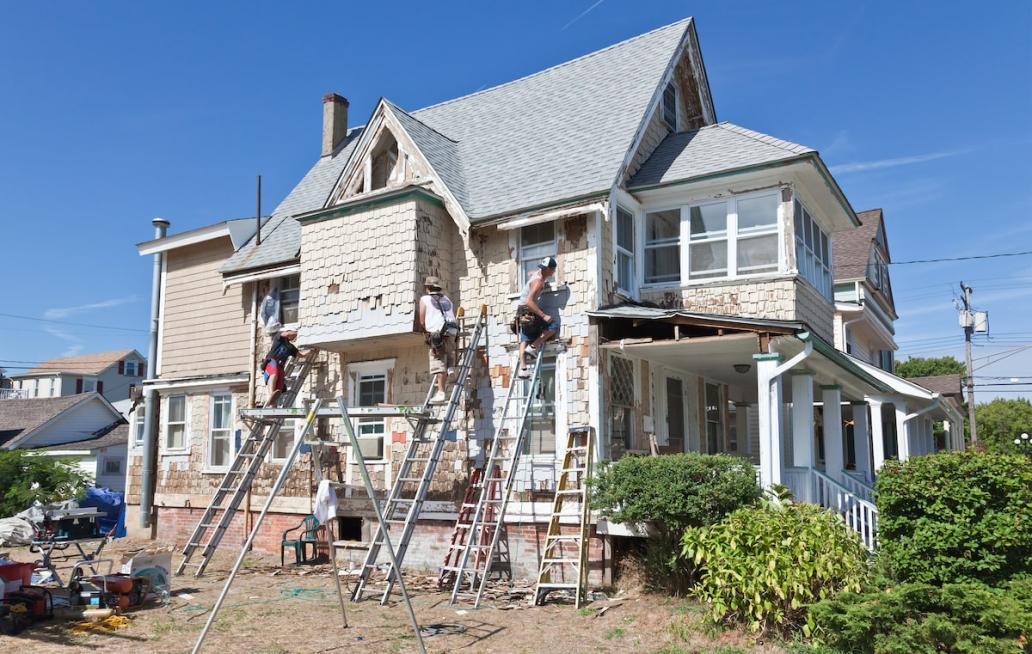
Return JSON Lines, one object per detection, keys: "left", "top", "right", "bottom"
{"left": 604, "top": 627, "right": 626, "bottom": 640}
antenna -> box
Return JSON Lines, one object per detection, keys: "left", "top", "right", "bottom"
{"left": 256, "top": 175, "right": 262, "bottom": 245}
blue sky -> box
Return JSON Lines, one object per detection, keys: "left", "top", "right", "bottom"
{"left": 1, "top": 1, "right": 1030, "bottom": 400}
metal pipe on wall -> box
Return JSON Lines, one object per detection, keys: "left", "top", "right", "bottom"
{"left": 140, "top": 217, "right": 169, "bottom": 528}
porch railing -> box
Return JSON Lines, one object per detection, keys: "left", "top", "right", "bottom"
{"left": 0, "top": 388, "right": 28, "bottom": 400}
{"left": 840, "top": 472, "right": 875, "bottom": 503}
{"left": 813, "top": 468, "right": 878, "bottom": 551}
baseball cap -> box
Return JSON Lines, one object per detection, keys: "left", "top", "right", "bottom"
{"left": 537, "top": 256, "right": 558, "bottom": 270}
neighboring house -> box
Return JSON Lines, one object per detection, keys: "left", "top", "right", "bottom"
{"left": 832, "top": 209, "right": 897, "bottom": 372}
{"left": 0, "top": 393, "right": 129, "bottom": 492}
{"left": 8, "top": 350, "right": 146, "bottom": 403}
{"left": 128, "top": 18, "right": 962, "bottom": 572}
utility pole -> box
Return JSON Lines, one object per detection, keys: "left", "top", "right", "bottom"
{"left": 960, "top": 282, "right": 978, "bottom": 445}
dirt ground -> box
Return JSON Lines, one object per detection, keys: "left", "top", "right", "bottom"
{"left": 0, "top": 538, "right": 787, "bottom": 654}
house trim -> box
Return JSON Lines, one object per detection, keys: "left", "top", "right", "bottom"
{"left": 295, "top": 185, "right": 445, "bottom": 226}
{"left": 223, "top": 263, "right": 301, "bottom": 288}
{"left": 137, "top": 218, "right": 260, "bottom": 255}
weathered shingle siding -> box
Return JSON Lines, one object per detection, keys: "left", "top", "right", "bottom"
{"left": 161, "top": 238, "right": 251, "bottom": 377}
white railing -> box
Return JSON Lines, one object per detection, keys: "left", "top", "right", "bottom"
{"left": 782, "top": 466, "right": 814, "bottom": 503}
{"left": 0, "top": 388, "right": 28, "bottom": 400}
{"left": 813, "top": 468, "right": 878, "bottom": 551}
{"left": 840, "top": 472, "right": 875, "bottom": 503}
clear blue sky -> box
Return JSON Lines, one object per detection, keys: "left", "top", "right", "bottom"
{"left": 2, "top": 1, "right": 1030, "bottom": 399}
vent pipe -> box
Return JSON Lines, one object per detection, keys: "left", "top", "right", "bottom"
{"left": 139, "top": 217, "right": 169, "bottom": 529}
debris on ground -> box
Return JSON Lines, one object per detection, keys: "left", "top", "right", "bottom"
{"left": 68, "top": 614, "right": 132, "bottom": 635}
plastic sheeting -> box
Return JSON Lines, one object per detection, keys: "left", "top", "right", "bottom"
{"left": 79, "top": 488, "right": 127, "bottom": 538}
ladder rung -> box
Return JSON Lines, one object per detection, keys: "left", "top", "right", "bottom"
{"left": 536, "top": 582, "right": 577, "bottom": 589}
{"left": 397, "top": 477, "right": 422, "bottom": 483}
{"left": 556, "top": 490, "right": 583, "bottom": 495}
{"left": 547, "top": 535, "right": 581, "bottom": 541}
{"left": 542, "top": 558, "right": 580, "bottom": 564}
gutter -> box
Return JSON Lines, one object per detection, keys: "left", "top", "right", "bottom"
{"left": 796, "top": 330, "right": 892, "bottom": 393}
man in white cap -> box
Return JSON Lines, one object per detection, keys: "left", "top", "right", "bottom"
{"left": 516, "top": 256, "right": 559, "bottom": 378}
{"left": 418, "top": 276, "right": 458, "bottom": 403}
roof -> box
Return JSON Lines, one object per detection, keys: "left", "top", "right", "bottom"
{"left": 833, "top": 208, "right": 883, "bottom": 281}
{"left": 910, "top": 374, "right": 963, "bottom": 397}
{"left": 137, "top": 217, "right": 266, "bottom": 255}
{"left": 222, "top": 18, "right": 700, "bottom": 274}
{"left": 30, "top": 422, "right": 128, "bottom": 453}
{"left": 14, "top": 349, "right": 139, "bottom": 377}
{"left": 0, "top": 395, "right": 84, "bottom": 446}
{"left": 628, "top": 122, "right": 814, "bottom": 189}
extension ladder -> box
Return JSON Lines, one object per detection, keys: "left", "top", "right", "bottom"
{"left": 534, "top": 426, "right": 595, "bottom": 608}
{"left": 446, "top": 347, "right": 546, "bottom": 607}
{"left": 176, "top": 350, "right": 317, "bottom": 577}
{"left": 350, "top": 307, "right": 488, "bottom": 604}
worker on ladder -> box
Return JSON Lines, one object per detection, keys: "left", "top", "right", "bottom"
{"left": 516, "top": 256, "right": 559, "bottom": 378}
{"left": 261, "top": 329, "right": 308, "bottom": 406}
{"left": 418, "top": 276, "right": 459, "bottom": 404}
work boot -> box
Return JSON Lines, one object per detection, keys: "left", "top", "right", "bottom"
{"left": 517, "top": 365, "right": 531, "bottom": 379}
{"left": 430, "top": 390, "right": 448, "bottom": 404}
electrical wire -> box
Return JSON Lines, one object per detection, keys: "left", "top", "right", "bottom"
{"left": 891, "top": 250, "right": 1032, "bottom": 265}
{"left": 0, "top": 312, "right": 147, "bottom": 333}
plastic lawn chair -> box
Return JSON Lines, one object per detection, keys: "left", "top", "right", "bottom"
{"left": 280, "top": 515, "right": 320, "bottom": 566}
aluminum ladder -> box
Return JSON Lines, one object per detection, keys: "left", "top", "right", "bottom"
{"left": 446, "top": 347, "right": 545, "bottom": 607}
{"left": 534, "top": 426, "right": 594, "bottom": 608}
{"left": 350, "top": 307, "right": 488, "bottom": 604}
{"left": 175, "top": 350, "right": 317, "bottom": 577}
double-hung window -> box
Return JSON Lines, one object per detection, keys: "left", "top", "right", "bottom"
{"left": 208, "top": 394, "right": 233, "bottom": 468}
{"left": 793, "top": 199, "right": 832, "bottom": 299}
{"left": 523, "top": 355, "right": 557, "bottom": 456}
{"left": 166, "top": 396, "right": 187, "bottom": 449}
{"left": 356, "top": 370, "right": 388, "bottom": 460}
{"left": 688, "top": 202, "right": 729, "bottom": 279}
{"left": 133, "top": 412, "right": 146, "bottom": 447}
{"left": 614, "top": 206, "right": 636, "bottom": 293}
{"left": 520, "top": 222, "right": 556, "bottom": 284}
{"left": 734, "top": 194, "right": 779, "bottom": 274}
{"left": 279, "top": 274, "right": 301, "bottom": 326}
{"left": 644, "top": 209, "right": 681, "bottom": 284}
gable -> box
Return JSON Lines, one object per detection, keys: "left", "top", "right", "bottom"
{"left": 1, "top": 394, "right": 124, "bottom": 450}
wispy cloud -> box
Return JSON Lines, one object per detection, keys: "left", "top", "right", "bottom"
{"left": 44, "top": 296, "right": 136, "bottom": 319}
{"left": 829, "top": 149, "right": 969, "bottom": 175}
{"left": 44, "top": 326, "right": 84, "bottom": 356}
{"left": 561, "top": 0, "right": 605, "bottom": 31}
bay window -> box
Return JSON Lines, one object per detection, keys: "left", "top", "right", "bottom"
{"left": 688, "top": 202, "right": 728, "bottom": 279}
{"left": 734, "top": 194, "right": 779, "bottom": 274}
{"left": 644, "top": 209, "right": 680, "bottom": 284}
{"left": 615, "top": 206, "right": 636, "bottom": 293}
{"left": 793, "top": 199, "right": 832, "bottom": 298}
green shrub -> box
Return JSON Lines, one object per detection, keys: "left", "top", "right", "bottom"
{"left": 876, "top": 450, "right": 1032, "bottom": 586}
{"left": 682, "top": 500, "right": 868, "bottom": 635}
{"left": 592, "top": 454, "right": 760, "bottom": 593}
{"left": 809, "top": 578, "right": 1032, "bottom": 654}
{"left": 0, "top": 450, "right": 92, "bottom": 516}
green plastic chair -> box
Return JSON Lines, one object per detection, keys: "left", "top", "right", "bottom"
{"left": 280, "top": 515, "right": 320, "bottom": 566}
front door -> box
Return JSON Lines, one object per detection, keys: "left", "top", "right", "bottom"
{"left": 666, "top": 376, "right": 686, "bottom": 453}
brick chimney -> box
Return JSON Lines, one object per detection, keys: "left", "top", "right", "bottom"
{"left": 322, "top": 92, "right": 349, "bottom": 157}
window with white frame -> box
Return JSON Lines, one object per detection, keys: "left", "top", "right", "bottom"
{"left": 520, "top": 222, "right": 556, "bottom": 283}
{"left": 662, "top": 82, "right": 677, "bottom": 129}
{"left": 734, "top": 194, "right": 779, "bottom": 274}
{"left": 279, "top": 274, "right": 301, "bottom": 326}
{"left": 82, "top": 378, "right": 96, "bottom": 393}
{"left": 165, "top": 396, "right": 187, "bottom": 449}
{"left": 349, "top": 363, "right": 392, "bottom": 461}
{"left": 793, "top": 199, "right": 832, "bottom": 299}
{"left": 124, "top": 360, "right": 138, "bottom": 376}
{"left": 523, "top": 355, "right": 556, "bottom": 456}
{"left": 133, "top": 412, "right": 145, "bottom": 447}
{"left": 208, "top": 394, "right": 233, "bottom": 468}
{"left": 688, "top": 201, "right": 729, "bottom": 279}
{"left": 615, "top": 206, "right": 636, "bottom": 293}
{"left": 272, "top": 418, "right": 297, "bottom": 461}
{"left": 644, "top": 209, "right": 681, "bottom": 284}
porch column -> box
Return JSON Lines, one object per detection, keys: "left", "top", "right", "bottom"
{"left": 868, "top": 398, "right": 886, "bottom": 472}
{"left": 943, "top": 419, "right": 954, "bottom": 451}
{"left": 822, "top": 386, "right": 844, "bottom": 482}
{"left": 851, "top": 401, "right": 872, "bottom": 483}
{"left": 895, "top": 402, "right": 910, "bottom": 462}
{"left": 790, "top": 372, "right": 815, "bottom": 503}
{"left": 754, "top": 353, "right": 784, "bottom": 489}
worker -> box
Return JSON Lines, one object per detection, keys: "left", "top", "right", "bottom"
{"left": 262, "top": 329, "right": 306, "bottom": 406}
{"left": 418, "top": 276, "right": 459, "bottom": 404}
{"left": 516, "top": 256, "right": 559, "bottom": 378}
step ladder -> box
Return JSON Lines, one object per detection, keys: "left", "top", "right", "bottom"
{"left": 350, "top": 307, "right": 488, "bottom": 604}
{"left": 436, "top": 467, "right": 485, "bottom": 589}
{"left": 176, "top": 350, "right": 318, "bottom": 577}
{"left": 446, "top": 347, "right": 546, "bottom": 607}
{"left": 534, "top": 426, "right": 595, "bottom": 608}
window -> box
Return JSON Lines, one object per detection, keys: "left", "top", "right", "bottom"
{"left": 524, "top": 355, "right": 556, "bottom": 456}
{"left": 735, "top": 194, "right": 779, "bottom": 274}
{"left": 794, "top": 199, "right": 832, "bottom": 299}
{"left": 615, "top": 206, "right": 636, "bottom": 293}
{"left": 662, "top": 82, "right": 677, "bottom": 129}
{"left": 271, "top": 419, "right": 297, "bottom": 460}
{"left": 165, "top": 396, "right": 187, "bottom": 449}
{"left": 688, "top": 202, "right": 728, "bottom": 279}
{"left": 104, "top": 458, "right": 121, "bottom": 475}
{"left": 644, "top": 209, "right": 680, "bottom": 284}
{"left": 133, "top": 412, "right": 146, "bottom": 447}
{"left": 878, "top": 350, "right": 894, "bottom": 373}
{"left": 520, "top": 222, "right": 556, "bottom": 283}
{"left": 356, "top": 371, "right": 388, "bottom": 460}
{"left": 279, "top": 274, "right": 301, "bottom": 326}
{"left": 704, "top": 383, "right": 724, "bottom": 454}
{"left": 610, "top": 356, "right": 635, "bottom": 452}
{"left": 208, "top": 394, "right": 233, "bottom": 468}
{"left": 82, "top": 378, "right": 96, "bottom": 393}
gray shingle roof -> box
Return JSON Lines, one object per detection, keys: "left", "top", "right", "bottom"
{"left": 222, "top": 18, "right": 695, "bottom": 274}
{"left": 909, "top": 374, "right": 963, "bottom": 398}
{"left": 628, "top": 122, "right": 814, "bottom": 189}
{"left": 30, "top": 421, "right": 128, "bottom": 452}
{"left": 0, "top": 394, "right": 85, "bottom": 446}
{"left": 833, "top": 208, "right": 883, "bottom": 281}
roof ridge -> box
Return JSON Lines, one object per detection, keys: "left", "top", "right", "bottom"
{"left": 411, "top": 17, "right": 693, "bottom": 115}
{"left": 716, "top": 122, "right": 814, "bottom": 155}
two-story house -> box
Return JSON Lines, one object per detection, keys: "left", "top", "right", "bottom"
{"left": 129, "top": 18, "right": 963, "bottom": 574}
{"left": 7, "top": 350, "right": 146, "bottom": 403}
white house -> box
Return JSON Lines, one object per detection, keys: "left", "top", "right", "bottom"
{"left": 7, "top": 349, "right": 146, "bottom": 403}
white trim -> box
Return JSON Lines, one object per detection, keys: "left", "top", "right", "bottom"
{"left": 346, "top": 358, "right": 395, "bottom": 462}
{"left": 495, "top": 202, "right": 607, "bottom": 231}
{"left": 161, "top": 394, "right": 190, "bottom": 453}
{"left": 222, "top": 263, "right": 301, "bottom": 288}
{"left": 156, "top": 254, "right": 167, "bottom": 376}
{"left": 137, "top": 219, "right": 258, "bottom": 256}
{"left": 613, "top": 204, "right": 638, "bottom": 297}
{"left": 205, "top": 392, "right": 235, "bottom": 472}
{"left": 144, "top": 374, "right": 250, "bottom": 391}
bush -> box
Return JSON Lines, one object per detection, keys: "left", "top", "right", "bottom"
{"left": 0, "top": 450, "right": 92, "bottom": 516}
{"left": 682, "top": 500, "right": 868, "bottom": 635}
{"left": 876, "top": 450, "right": 1032, "bottom": 586}
{"left": 810, "top": 578, "right": 1032, "bottom": 654}
{"left": 591, "top": 454, "right": 760, "bottom": 593}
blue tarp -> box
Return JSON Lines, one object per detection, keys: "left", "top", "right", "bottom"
{"left": 79, "top": 487, "right": 126, "bottom": 538}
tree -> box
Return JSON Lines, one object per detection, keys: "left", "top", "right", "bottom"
{"left": 975, "top": 398, "right": 1032, "bottom": 455}
{"left": 894, "top": 356, "right": 965, "bottom": 379}
{"left": 0, "top": 450, "right": 92, "bottom": 517}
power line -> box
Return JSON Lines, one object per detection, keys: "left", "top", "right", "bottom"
{"left": 891, "top": 249, "right": 1032, "bottom": 265}
{"left": 0, "top": 312, "right": 147, "bottom": 333}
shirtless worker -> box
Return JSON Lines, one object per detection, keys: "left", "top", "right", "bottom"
{"left": 516, "top": 256, "right": 559, "bottom": 378}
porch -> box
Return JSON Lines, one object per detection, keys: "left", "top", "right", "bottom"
{"left": 588, "top": 305, "right": 963, "bottom": 549}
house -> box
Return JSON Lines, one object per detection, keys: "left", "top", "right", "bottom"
{"left": 0, "top": 393, "right": 129, "bottom": 492}
{"left": 128, "top": 18, "right": 963, "bottom": 573}
{"left": 7, "top": 350, "right": 147, "bottom": 403}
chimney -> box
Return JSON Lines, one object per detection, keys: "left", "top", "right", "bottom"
{"left": 322, "top": 92, "right": 349, "bottom": 157}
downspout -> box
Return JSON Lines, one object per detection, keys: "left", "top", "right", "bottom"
{"left": 245, "top": 283, "right": 259, "bottom": 545}
{"left": 140, "top": 217, "right": 169, "bottom": 529}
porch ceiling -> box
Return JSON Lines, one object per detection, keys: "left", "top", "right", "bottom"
{"left": 603, "top": 332, "right": 761, "bottom": 389}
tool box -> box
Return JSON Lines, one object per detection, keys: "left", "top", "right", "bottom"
{"left": 0, "top": 586, "right": 53, "bottom": 635}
